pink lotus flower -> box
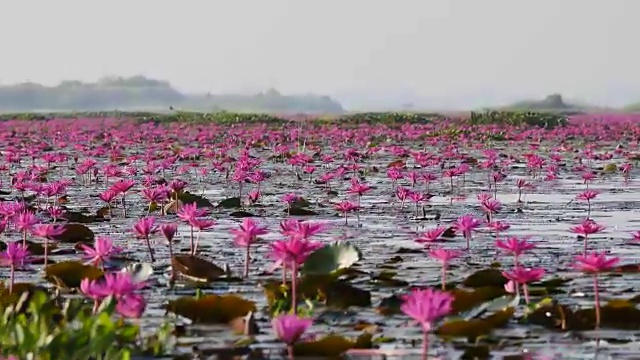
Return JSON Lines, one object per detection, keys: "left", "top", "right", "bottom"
{"left": 502, "top": 267, "right": 545, "bottom": 303}
{"left": 231, "top": 218, "right": 268, "bottom": 278}
{"left": 429, "top": 247, "right": 462, "bottom": 290}
{"left": 495, "top": 236, "right": 535, "bottom": 265}
{"left": 133, "top": 217, "right": 158, "bottom": 262}
{"left": 81, "top": 236, "right": 122, "bottom": 269}
{"left": 0, "top": 241, "right": 31, "bottom": 293}
{"left": 416, "top": 226, "right": 447, "bottom": 244}
{"left": 272, "top": 314, "right": 313, "bottom": 353}
{"left": 574, "top": 252, "right": 620, "bottom": 273}
{"left": 401, "top": 288, "right": 454, "bottom": 357}
{"left": 453, "top": 214, "right": 482, "bottom": 250}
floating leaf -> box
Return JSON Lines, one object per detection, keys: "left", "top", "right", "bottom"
{"left": 387, "top": 160, "right": 406, "bottom": 168}
{"left": 294, "top": 333, "right": 372, "bottom": 357}
{"left": 370, "top": 271, "right": 409, "bottom": 287}
{"left": 321, "top": 281, "right": 372, "bottom": 308}
{"left": 527, "top": 299, "right": 640, "bottom": 330}
{"left": 62, "top": 211, "right": 101, "bottom": 224}
{"left": 172, "top": 255, "right": 226, "bottom": 282}
{"left": 463, "top": 268, "right": 508, "bottom": 288}
{"left": 436, "top": 307, "right": 515, "bottom": 340}
{"left": 442, "top": 227, "right": 456, "bottom": 238}
{"left": 52, "top": 223, "right": 95, "bottom": 244}
{"left": 302, "top": 242, "right": 361, "bottom": 275}
{"left": 375, "top": 294, "right": 404, "bottom": 316}
{"left": 44, "top": 261, "right": 103, "bottom": 288}
{"left": 24, "top": 240, "right": 58, "bottom": 256}
{"left": 228, "top": 311, "right": 259, "bottom": 335}
{"left": 121, "top": 263, "right": 154, "bottom": 284}
{"left": 178, "top": 191, "right": 214, "bottom": 207}
{"left": 286, "top": 207, "right": 318, "bottom": 216}
{"left": 166, "top": 294, "right": 256, "bottom": 323}
{"left": 291, "top": 197, "right": 311, "bottom": 208}
{"left": 603, "top": 163, "right": 617, "bottom": 173}
{"left": 217, "top": 197, "right": 241, "bottom": 209}
{"left": 613, "top": 264, "right": 640, "bottom": 273}
{"left": 451, "top": 287, "right": 507, "bottom": 314}
{"left": 229, "top": 210, "right": 257, "bottom": 218}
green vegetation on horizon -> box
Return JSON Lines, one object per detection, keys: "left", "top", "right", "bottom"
{"left": 0, "top": 109, "right": 570, "bottom": 128}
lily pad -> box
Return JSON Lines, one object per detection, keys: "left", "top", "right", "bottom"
{"left": 166, "top": 294, "right": 256, "bottom": 323}
{"left": 172, "top": 254, "right": 226, "bottom": 282}
{"left": 291, "top": 197, "right": 311, "bottom": 208}
{"left": 217, "top": 197, "right": 242, "bottom": 209}
{"left": 121, "top": 263, "right": 154, "bottom": 284}
{"left": 370, "top": 271, "right": 409, "bottom": 287}
{"left": 435, "top": 307, "right": 515, "bottom": 340}
{"left": 603, "top": 163, "right": 617, "bottom": 173}
{"left": 52, "top": 223, "right": 95, "bottom": 244}
{"left": 451, "top": 287, "right": 507, "bottom": 314}
{"left": 62, "top": 211, "right": 102, "bottom": 223}
{"left": 229, "top": 210, "right": 257, "bottom": 218}
{"left": 44, "top": 261, "right": 103, "bottom": 288}
{"left": 178, "top": 191, "right": 214, "bottom": 207}
{"left": 463, "top": 268, "right": 508, "bottom": 288}
{"left": 286, "top": 207, "right": 319, "bottom": 216}
{"left": 294, "top": 333, "right": 372, "bottom": 357}
{"left": 321, "top": 281, "right": 372, "bottom": 308}
{"left": 302, "top": 242, "right": 361, "bottom": 275}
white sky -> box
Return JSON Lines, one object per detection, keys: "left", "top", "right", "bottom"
{"left": 1, "top": 0, "right": 638, "bottom": 108}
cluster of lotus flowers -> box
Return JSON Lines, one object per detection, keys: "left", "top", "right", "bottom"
{"left": 0, "top": 114, "right": 639, "bottom": 359}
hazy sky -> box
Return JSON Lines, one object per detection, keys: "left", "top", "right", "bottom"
{"left": 1, "top": 0, "right": 639, "bottom": 109}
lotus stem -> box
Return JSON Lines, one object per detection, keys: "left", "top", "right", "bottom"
{"left": 243, "top": 246, "right": 251, "bottom": 278}
{"left": 594, "top": 274, "right": 601, "bottom": 329}
{"left": 9, "top": 264, "right": 14, "bottom": 294}
{"left": 422, "top": 331, "right": 429, "bottom": 360}
{"left": 144, "top": 235, "right": 155, "bottom": 262}
{"left": 287, "top": 345, "right": 294, "bottom": 360}
{"left": 291, "top": 261, "right": 298, "bottom": 315}
{"left": 193, "top": 230, "right": 201, "bottom": 256}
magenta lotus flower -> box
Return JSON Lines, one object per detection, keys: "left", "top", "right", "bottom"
{"left": 401, "top": 288, "right": 454, "bottom": 358}
{"left": 13, "top": 210, "right": 39, "bottom": 246}
{"left": 102, "top": 271, "right": 146, "bottom": 297}
{"left": 133, "top": 217, "right": 158, "bottom": 262}
{"left": 31, "top": 223, "right": 66, "bottom": 266}
{"left": 272, "top": 314, "right": 313, "bottom": 359}
{"left": 116, "top": 293, "right": 146, "bottom": 319}
{"left": 571, "top": 219, "right": 605, "bottom": 254}
{"left": 416, "top": 226, "right": 447, "bottom": 244}
{"left": 454, "top": 215, "right": 482, "bottom": 250}
{"left": 335, "top": 200, "right": 359, "bottom": 225}
{"left": 502, "top": 267, "right": 545, "bottom": 303}
{"left": 231, "top": 218, "right": 268, "bottom": 278}
{"left": 495, "top": 236, "right": 535, "bottom": 266}
{"left": 0, "top": 241, "right": 31, "bottom": 293}
{"left": 428, "top": 247, "right": 462, "bottom": 290}
{"left": 574, "top": 252, "right": 620, "bottom": 329}
{"left": 576, "top": 189, "right": 599, "bottom": 218}
{"left": 480, "top": 199, "right": 502, "bottom": 222}
{"left": 81, "top": 236, "right": 122, "bottom": 269}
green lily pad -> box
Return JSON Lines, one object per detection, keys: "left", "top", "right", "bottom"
{"left": 178, "top": 191, "right": 214, "bottom": 207}
{"left": 217, "top": 197, "right": 242, "bottom": 209}
{"left": 302, "top": 242, "right": 361, "bottom": 275}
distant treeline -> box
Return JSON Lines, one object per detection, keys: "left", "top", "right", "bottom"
{"left": 0, "top": 76, "right": 344, "bottom": 113}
